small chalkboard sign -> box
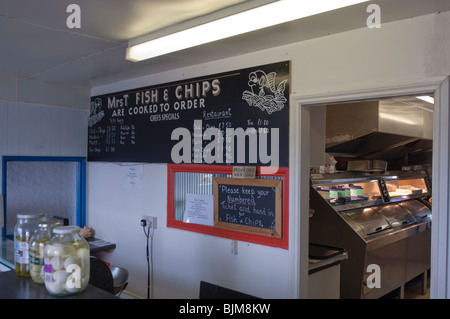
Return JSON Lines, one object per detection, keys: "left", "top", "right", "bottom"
{"left": 213, "top": 177, "right": 282, "bottom": 238}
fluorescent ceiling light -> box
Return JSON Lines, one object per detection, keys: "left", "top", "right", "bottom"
{"left": 127, "top": 0, "right": 369, "bottom": 62}
{"left": 416, "top": 96, "right": 435, "bottom": 104}
{"left": 379, "top": 113, "right": 418, "bottom": 125}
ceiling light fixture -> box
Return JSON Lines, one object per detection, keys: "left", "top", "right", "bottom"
{"left": 379, "top": 113, "right": 418, "bottom": 125}
{"left": 126, "top": 0, "right": 369, "bottom": 62}
{"left": 416, "top": 96, "right": 435, "bottom": 104}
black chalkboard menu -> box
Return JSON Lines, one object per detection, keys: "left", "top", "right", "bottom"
{"left": 213, "top": 177, "right": 282, "bottom": 238}
{"left": 88, "top": 61, "right": 290, "bottom": 167}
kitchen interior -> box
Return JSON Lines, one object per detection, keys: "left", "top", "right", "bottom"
{"left": 309, "top": 94, "right": 433, "bottom": 299}
{"left": 0, "top": 0, "right": 450, "bottom": 301}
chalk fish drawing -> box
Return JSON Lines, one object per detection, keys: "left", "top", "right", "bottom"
{"left": 88, "top": 98, "right": 105, "bottom": 127}
{"left": 242, "top": 70, "right": 287, "bottom": 114}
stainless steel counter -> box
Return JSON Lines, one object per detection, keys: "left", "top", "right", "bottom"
{"left": 310, "top": 171, "right": 432, "bottom": 299}
{"left": 308, "top": 244, "right": 348, "bottom": 299}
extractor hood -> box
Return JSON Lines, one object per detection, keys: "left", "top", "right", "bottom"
{"left": 325, "top": 97, "right": 433, "bottom": 166}
{"left": 326, "top": 131, "right": 432, "bottom": 160}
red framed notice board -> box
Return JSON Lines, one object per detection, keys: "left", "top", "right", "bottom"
{"left": 167, "top": 164, "right": 289, "bottom": 249}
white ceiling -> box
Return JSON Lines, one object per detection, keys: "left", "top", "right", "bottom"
{"left": 1, "top": 0, "right": 450, "bottom": 90}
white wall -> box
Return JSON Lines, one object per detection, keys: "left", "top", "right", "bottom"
{"left": 0, "top": 100, "right": 88, "bottom": 233}
{"left": 0, "top": 101, "right": 88, "bottom": 182}
{"left": 0, "top": 73, "right": 90, "bottom": 110}
{"left": 89, "top": 12, "right": 450, "bottom": 298}
{"left": 88, "top": 163, "right": 292, "bottom": 298}
{"left": 0, "top": 68, "right": 90, "bottom": 174}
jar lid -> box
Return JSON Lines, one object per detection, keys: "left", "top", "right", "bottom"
{"left": 53, "top": 226, "right": 81, "bottom": 234}
{"left": 17, "top": 212, "right": 46, "bottom": 219}
{"left": 38, "top": 219, "right": 63, "bottom": 228}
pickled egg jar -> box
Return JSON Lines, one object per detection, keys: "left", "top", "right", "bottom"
{"left": 29, "top": 219, "right": 63, "bottom": 284}
{"left": 14, "top": 212, "right": 46, "bottom": 277}
{"left": 44, "top": 226, "right": 90, "bottom": 296}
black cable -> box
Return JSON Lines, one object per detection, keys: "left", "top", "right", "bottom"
{"left": 142, "top": 224, "right": 154, "bottom": 299}
{"left": 143, "top": 225, "right": 150, "bottom": 299}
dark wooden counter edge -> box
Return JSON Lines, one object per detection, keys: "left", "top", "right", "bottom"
{"left": 86, "top": 237, "right": 116, "bottom": 253}
{"left": 0, "top": 270, "right": 118, "bottom": 299}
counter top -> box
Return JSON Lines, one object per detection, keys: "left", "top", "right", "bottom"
{"left": 309, "top": 253, "right": 348, "bottom": 274}
{"left": 0, "top": 270, "right": 117, "bottom": 299}
{"left": 0, "top": 236, "right": 118, "bottom": 299}
{"left": 308, "top": 244, "right": 348, "bottom": 275}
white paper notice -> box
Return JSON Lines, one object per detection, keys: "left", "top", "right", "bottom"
{"left": 123, "top": 165, "right": 143, "bottom": 190}
{"left": 183, "top": 193, "right": 214, "bottom": 226}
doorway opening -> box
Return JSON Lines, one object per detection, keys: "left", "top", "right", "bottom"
{"left": 308, "top": 94, "right": 434, "bottom": 299}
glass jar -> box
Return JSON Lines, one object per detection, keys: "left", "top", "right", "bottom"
{"left": 14, "top": 212, "right": 46, "bottom": 277}
{"left": 29, "top": 219, "right": 63, "bottom": 284}
{"left": 44, "top": 226, "right": 90, "bottom": 296}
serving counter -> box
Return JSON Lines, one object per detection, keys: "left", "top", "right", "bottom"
{"left": 309, "top": 170, "right": 432, "bottom": 299}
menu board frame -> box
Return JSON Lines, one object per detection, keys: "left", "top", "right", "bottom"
{"left": 88, "top": 61, "right": 290, "bottom": 167}
{"left": 167, "top": 164, "right": 289, "bottom": 249}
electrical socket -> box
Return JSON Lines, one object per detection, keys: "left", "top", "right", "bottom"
{"left": 141, "top": 215, "right": 157, "bottom": 229}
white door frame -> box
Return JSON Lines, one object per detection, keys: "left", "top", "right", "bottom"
{"left": 289, "top": 77, "right": 449, "bottom": 299}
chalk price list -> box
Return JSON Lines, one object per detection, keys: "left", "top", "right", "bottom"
{"left": 88, "top": 118, "right": 136, "bottom": 154}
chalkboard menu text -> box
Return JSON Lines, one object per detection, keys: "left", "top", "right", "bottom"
{"left": 88, "top": 61, "right": 290, "bottom": 167}
{"left": 213, "top": 177, "right": 282, "bottom": 238}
